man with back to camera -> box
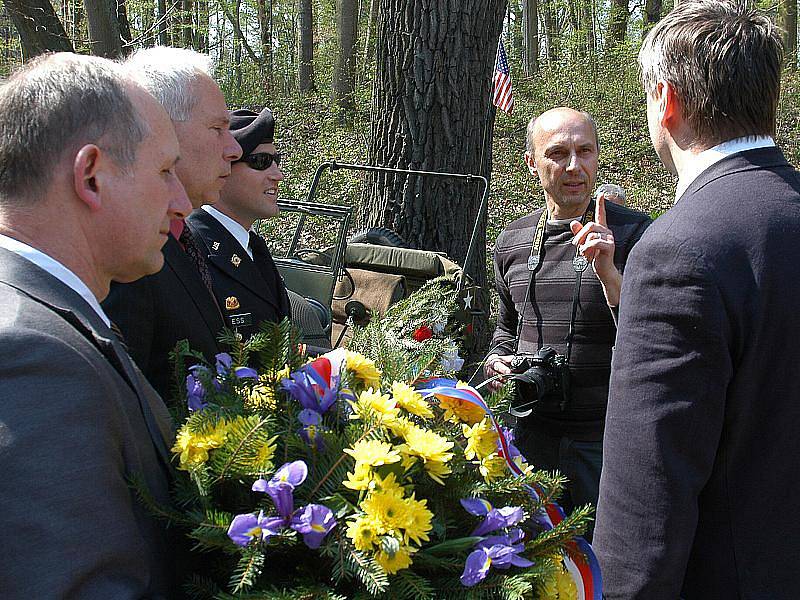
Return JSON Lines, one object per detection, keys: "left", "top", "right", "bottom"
{"left": 0, "top": 53, "right": 191, "bottom": 597}
{"left": 594, "top": 2, "right": 800, "bottom": 597}
{"left": 103, "top": 46, "right": 243, "bottom": 402}
{"left": 484, "top": 107, "right": 650, "bottom": 529}
{"left": 185, "top": 106, "right": 332, "bottom": 351}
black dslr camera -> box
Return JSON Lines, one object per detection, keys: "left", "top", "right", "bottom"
{"left": 508, "top": 347, "right": 571, "bottom": 417}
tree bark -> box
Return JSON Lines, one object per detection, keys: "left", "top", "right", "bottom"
{"left": 298, "top": 0, "right": 315, "bottom": 91}
{"left": 606, "top": 0, "right": 628, "bottom": 50}
{"left": 256, "top": 0, "right": 272, "bottom": 92}
{"left": 541, "top": 0, "right": 558, "bottom": 62}
{"left": 363, "top": 0, "right": 379, "bottom": 62}
{"left": 777, "top": 0, "right": 797, "bottom": 71}
{"left": 523, "top": 0, "right": 538, "bottom": 75}
{"left": 334, "top": 0, "right": 359, "bottom": 112}
{"left": 157, "top": 0, "right": 168, "bottom": 45}
{"left": 5, "top": 0, "right": 74, "bottom": 58}
{"left": 643, "top": 0, "right": 662, "bottom": 30}
{"left": 365, "top": 0, "right": 508, "bottom": 292}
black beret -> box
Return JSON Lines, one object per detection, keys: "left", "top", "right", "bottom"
{"left": 229, "top": 107, "right": 275, "bottom": 157}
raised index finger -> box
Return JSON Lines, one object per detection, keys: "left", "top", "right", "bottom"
{"left": 596, "top": 191, "right": 607, "bottom": 228}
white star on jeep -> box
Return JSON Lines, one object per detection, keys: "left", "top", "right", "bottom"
{"left": 463, "top": 291, "right": 473, "bottom": 310}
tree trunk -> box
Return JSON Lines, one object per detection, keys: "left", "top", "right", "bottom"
{"left": 365, "top": 0, "right": 507, "bottom": 293}
{"left": 523, "top": 0, "right": 538, "bottom": 75}
{"left": 606, "top": 0, "right": 628, "bottom": 50}
{"left": 157, "top": 0, "right": 168, "bottom": 45}
{"left": 333, "top": 0, "right": 359, "bottom": 112}
{"left": 643, "top": 0, "right": 662, "bottom": 30}
{"left": 256, "top": 0, "right": 272, "bottom": 92}
{"left": 363, "top": 0, "right": 379, "bottom": 62}
{"left": 5, "top": 0, "right": 74, "bottom": 58}
{"left": 777, "top": 0, "right": 797, "bottom": 71}
{"left": 181, "top": 0, "right": 194, "bottom": 48}
{"left": 541, "top": 0, "right": 558, "bottom": 62}
{"left": 298, "top": 0, "right": 315, "bottom": 91}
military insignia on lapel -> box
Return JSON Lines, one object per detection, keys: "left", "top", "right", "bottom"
{"left": 212, "top": 241, "right": 220, "bottom": 251}
{"left": 231, "top": 254, "right": 241, "bottom": 267}
{"left": 225, "top": 296, "right": 240, "bottom": 310}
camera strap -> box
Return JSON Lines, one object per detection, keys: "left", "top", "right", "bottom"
{"left": 524, "top": 201, "right": 595, "bottom": 366}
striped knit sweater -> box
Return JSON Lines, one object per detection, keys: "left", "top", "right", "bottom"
{"left": 492, "top": 201, "right": 651, "bottom": 439}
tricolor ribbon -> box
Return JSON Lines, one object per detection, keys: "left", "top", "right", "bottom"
{"left": 416, "top": 378, "right": 602, "bottom": 600}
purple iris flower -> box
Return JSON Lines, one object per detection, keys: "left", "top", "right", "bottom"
{"left": 497, "top": 427, "right": 523, "bottom": 462}
{"left": 291, "top": 503, "right": 337, "bottom": 549}
{"left": 227, "top": 510, "right": 276, "bottom": 547}
{"left": 298, "top": 409, "right": 325, "bottom": 451}
{"left": 460, "top": 542, "right": 534, "bottom": 586}
{"left": 247, "top": 460, "right": 336, "bottom": 548}
{"left": 460, "top": 497, "right": 525, "bottom": 537}
{"left": 215, "top": 352, "right": 258, "bottom": 380}
{"left": 281, "top": 368, "right": 338, "bottom": 414}
{"left": 185, "top": 371, "right": 207, "bottom": 412}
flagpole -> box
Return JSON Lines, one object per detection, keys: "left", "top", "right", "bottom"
{"left": 460, "top": 40, "right": 501, "bottom": 295}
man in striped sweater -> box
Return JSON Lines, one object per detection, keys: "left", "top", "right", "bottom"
{"left": 485, "top": 108, "right": 650, "bottom": 526}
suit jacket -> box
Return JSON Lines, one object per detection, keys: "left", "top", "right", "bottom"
{"left": 186, "top": 209, "right": 290, "bottom": 341}
{"left": 594, "top": 147, "right": 800, "bottom": 599}
{"left": 103, "top": 234, "right": 225, "bottom": 403}
{"left": 0, "top": 248, "right": 176, "bottom": 598}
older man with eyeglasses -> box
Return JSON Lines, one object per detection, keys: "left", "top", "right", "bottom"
{"left": 186, "top": 107, "right": 329, "bottom": 347}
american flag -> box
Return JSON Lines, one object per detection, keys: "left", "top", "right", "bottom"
{"left": 493, "top": 39, "right": 514, "bottom": 114}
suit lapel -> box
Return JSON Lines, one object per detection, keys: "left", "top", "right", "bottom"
{"left": 187, "top": 211, "right": 282, "bottom": 312}
{"left": 162, "top": 233, "right": 227, "bottom": 332}
{"left": 0, "top": 249, "right": 174, "bottom": 472}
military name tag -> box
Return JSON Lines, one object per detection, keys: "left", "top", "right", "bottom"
{"left": 527, "top": 255, "right": 540, "bottom": 271}
{"left": 229, "top": 313, "right": 253, "bottom": 328}
{"left": 572, "top": 255, "right": 589, "bottom": 273}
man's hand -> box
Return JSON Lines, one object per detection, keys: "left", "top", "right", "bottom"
{"left": 484, "top": 354, "right": 514, "bottom": 393}
{"left": 570, "top": 192, "right": 623, "bottom": 306}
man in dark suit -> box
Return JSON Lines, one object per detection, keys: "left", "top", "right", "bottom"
{"left": 0, "top": 53, "right": 192, "bottom": 597}
{"left": 593, "top": 2, "right": 800, "bottom": 598}
{"left": 187, "top": 108, "right": 332, "bottom": 351}
{"left": 103, "top": 47, "right": 242, "bottom": 402}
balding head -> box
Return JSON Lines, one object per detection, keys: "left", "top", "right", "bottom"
{"left": 0, "top": 53, "right": 148, "bottom": 205}
{"left": 523, "top": 107, "right": 600, "bottom": 219}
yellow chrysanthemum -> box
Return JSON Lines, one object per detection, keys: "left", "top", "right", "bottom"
{"left": 346, "top": 515, "right": 382, "bottom": 551}
{"left": 345, "top": 439, "right": 401, "bottom": 468}
{"left": 375, "top": 544, "right": 415, "bottom": 574}
{"left": 343, "top": 462, "right": 374, "bottom": 491}
{"left": 345, "top": 351, "right": 382, "bottom": 389}
{"left": 403, "top": 494, "right": 433, "bottom": 545}
{"left": 436, "top": 384, "right": 486, "bottom": 424}
{"left": 391, "top": 382, "right": 434, "bottom": 419}
{"left": 361, "top": 489, "right": 411, "bottom": 532}
{"left": 171, "top": 421, "right": 228, "bottom": 470}
{"left": 372, "top": 472, "right": 406, "bottom": 496}
{"left": 245, "top": 383, "right": 277, "bottom": 410}
{"left": 350, "top": 388, "right": 399, "bottom": 422}
{"left": 539, "top": 560, "right": 578, "bottom": 600}
{"left": 463, "top": 417, "right": 500, "bottom": 460}
{"left": 386, "top": 416, "right": 414, "bottom": 438}
{"left": 478, "top": 453, "right": 508, "bottom": 482}
{"left": 397, "top": 425, "right": 454, "bottom": 484}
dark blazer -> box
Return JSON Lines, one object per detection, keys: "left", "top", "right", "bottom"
{"left": 103, "top": 233, "right": 225, "bottom": 402}
{"left": 594, "top": 147, "right": 800, "bottom": 599}
{"left": 186, "top": 209, "right": 290, "bottom": 341}
{"left": 0, "top": 248, "right": 176, "bottom": 598}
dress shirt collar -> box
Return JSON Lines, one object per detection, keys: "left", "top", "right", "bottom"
{"left": 675, "top": 136, "right": 776, "bottom": 202}
{"left": 0, "top": 233, "right": 111, "bottom": 326}
{"left": 201, "top": 205, "right": 253, "bottom": 260}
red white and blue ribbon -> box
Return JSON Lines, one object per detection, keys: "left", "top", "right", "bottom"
{"left": 416, "top": 378, "right": 602, "bottom": 600}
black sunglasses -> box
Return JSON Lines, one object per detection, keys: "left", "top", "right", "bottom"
{"left": 238, "top": 151, "right": 281, "bottom": 170}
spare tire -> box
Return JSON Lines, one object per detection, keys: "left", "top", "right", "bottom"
{"left": 348, "top": 227, "right": 409, "bottom": 248}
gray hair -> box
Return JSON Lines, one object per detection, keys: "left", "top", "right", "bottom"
{"left": 0, "top": 53, "right": 147, "bottom": 204}
{"left": 124, "top": 46, "right": 214, "bottom": 122}
{"left": 525, "top": 109, "right": 600, "bottom": 155}
{"left": 639, "top": 0, "right": 783, "bottom": 145}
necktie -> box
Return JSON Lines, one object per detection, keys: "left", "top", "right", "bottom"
{"left": 180, "top": 225, "right": 216, "bottom": 299}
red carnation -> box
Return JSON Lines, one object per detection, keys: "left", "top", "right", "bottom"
{"left": 412, "top": 325, "right": 433, "bottom": 342}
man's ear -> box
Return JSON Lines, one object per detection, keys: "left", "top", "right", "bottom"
{"left": 73, "top": 144, "right": 104, "bottom": 211}
{"left": 656, "top": 80, "right": 682, "bottom": 130}
{"left": 524, "top": 151, "right": 537, "bottom": 176}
